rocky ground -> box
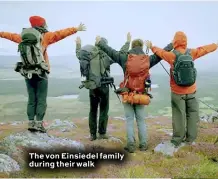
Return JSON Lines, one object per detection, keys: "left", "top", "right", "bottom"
{"left": 200, "top": 112, "right": 218, "bottom": 123}
{"left": 0, "top": 117, "right": 218, "bottom": 178}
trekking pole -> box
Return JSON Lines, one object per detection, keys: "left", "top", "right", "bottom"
{"left": 111, "top": 83, "right": 121, "bottom": 103}
{"left": 160, "top": 62, "right": 170, "bottom": 76}
{"left": 159, "top": 62, "right": 217, "bottom": 112}
{"left": 198, "top": 99, "right": 218, "bottom": 113}
{"left": 145, "top": 46, "right": 149, "bottom": 55}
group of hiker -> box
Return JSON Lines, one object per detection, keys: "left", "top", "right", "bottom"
{"left": 0, "top": 16, "right": 217, "bottom": 153}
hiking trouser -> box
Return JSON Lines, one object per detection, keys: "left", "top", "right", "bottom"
{"left": 171, "top": 92, "right": 199, "bottom": 146}
{"left": 123, "top": 103, "right": 147, "bottom": 146}
{"left": 89, "top": 85, "right": 109, "bottom": 135}
{"left": 25, "top": 74, "right": 48, "bottom": 121}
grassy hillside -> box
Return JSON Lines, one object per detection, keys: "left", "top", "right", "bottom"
{"left": 0, "top": 117, "right": 217, "bottom": 178}
{"left": 0, "top": 56, "right": 218, "bottom": 178}
{"left": 0, "top": 70, "right": 218, "bottom": 122}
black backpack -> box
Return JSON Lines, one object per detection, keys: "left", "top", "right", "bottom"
{"left": 172, "top": 49, "right": 197, "bottom": 86}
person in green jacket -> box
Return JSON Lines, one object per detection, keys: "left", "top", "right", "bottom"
{"left": 75, "top": 33, "right": 131, "bottom": 141}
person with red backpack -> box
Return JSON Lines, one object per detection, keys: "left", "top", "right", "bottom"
{"left": 145, "top": 31, "right": 218, "bottom": 149}
{"left": 95, "top": 35, "right": 173, "bottom": 153}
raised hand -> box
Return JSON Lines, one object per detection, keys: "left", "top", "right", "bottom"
{"left": 75, "top": 37, "right": 81, "bottom": 44}
{"left": 76, "top": 23, "right": 86, "bottom": 31}
{"left": 145, "top": 40, "right": 153, "bottom": 49}
{"left": 95, "top": 36, "right": 101, "bottom": 44}
{"left": 127, "top": 32, "right": 131, "bottom": 42}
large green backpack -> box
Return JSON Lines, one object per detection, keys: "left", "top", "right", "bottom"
{"left": 79, "top": 45, "right": 114, "bottom": 90}
{"left": 15, "top": 28, "right": 49, "bottom": 79}
{"left": 172, "top": 49, "right": 197, "bottom": 86}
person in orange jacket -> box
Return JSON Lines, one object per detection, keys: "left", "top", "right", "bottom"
{"left": 0, "top": 16, "right": 86, "bottom": 132}
{"left": 146, "top": 31, "right": 218, "bottom": 148}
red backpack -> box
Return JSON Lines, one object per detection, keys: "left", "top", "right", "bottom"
{"left": 120, "top": 54, "right": 150, "bottom": 93}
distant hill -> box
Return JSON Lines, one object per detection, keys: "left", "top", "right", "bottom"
{"left": 1, "top": 55, "right": 218, "bottom": 76}
{"left": 0, "top": 55, "right": 18, "bottom": 69}
{"left": 0, "top": 55, "right": 79, "bottom": 68}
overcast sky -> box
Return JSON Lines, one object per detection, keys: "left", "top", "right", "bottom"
{"left": 0, "top": 1, "right": 218, "bottom": 70}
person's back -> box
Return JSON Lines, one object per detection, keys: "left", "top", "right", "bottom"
{"left": 96, "top": 36, "right": 173, "bottom": 153}
{"left": 118, "top": 39, "right": 151, "bottom": 153}
{"left": 147, "top": 31, "right": 218, "bottom": 148}
{"left": 75, "top": 36, "right": 130, "bottom": 141}
{"left": 119, "top": 40, "right": 151, "bottom": 105}
{"left": 150, "top": 31, "right": 217, "bottom": 94}
{"left": 0, "top": 16, "right": 85, "bottom": 72}
{"left": 0, "top": 15, "right": 86, "bottom": 132}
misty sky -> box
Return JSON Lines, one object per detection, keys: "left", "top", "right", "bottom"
{"left": 0, "top": 1, "right": 218, "bottom": 70}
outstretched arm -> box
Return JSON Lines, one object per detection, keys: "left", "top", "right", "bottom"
{"left": 119, "top": 32, "right": 131, "bottom": 52}
{"left": 96, "top": 36, "right": 128, "bottom": 68}
{"left": 0, "top": 32, "right": 21, "bottom": 43}
{"left": 120, "top": 42, "right": 130, "bottom": 52}
{"left": 191, "top": 43, "right": 217, "bottom": 60}
{"left": 149, "top": 43, "right": 174, "bottom": 68}
{"left": 145, "top": 40, "right": 175, "bottom": 65}
{"left": 44, "top": 23, "right": 86, "bottom": 46}
{"left": 75, "top": 37, "right": 81, "bottom": 60}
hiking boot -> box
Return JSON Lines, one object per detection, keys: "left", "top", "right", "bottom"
{"left": 28, "top": 120, "right": 36, "bottom": 132}
{"left": 171, "top": 140, "right": 181, "bottom": 148}
{"left": 90, "top": 134, "right": 97, "bottom": 141}
{"left": 34, "top": 121, "right": 46, "bottom": 133}
{"left": 139, "top": 144, "right": 148, "bottom": 151}
{"left": 124, "top": 143, "right": 136, "bottom": 153}
{"left": 98, "top": 134, "right": 109, "bottom": 139}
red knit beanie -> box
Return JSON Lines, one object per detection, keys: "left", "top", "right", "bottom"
{"left": 29, "top": 16, "right": 46, "bottom": 27}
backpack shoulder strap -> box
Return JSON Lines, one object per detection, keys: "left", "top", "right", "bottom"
{"left": 172, "top": 50, "right": 182, "bottom": 66}
{"left": 172, "top": 50, "right": 181, "bottom": 58}
{"left": 99, "top": 54, "right": 104, "bottom": 76}
{"left": 99, "top": 50, "right": 111, "bottom": 76}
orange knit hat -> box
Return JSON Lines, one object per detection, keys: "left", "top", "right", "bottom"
{"left": 29, "top": 16, "right": 46, "bottom": 27}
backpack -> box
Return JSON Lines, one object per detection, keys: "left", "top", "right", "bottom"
{"left": 172, "top": 49, "right": 197, "bottom": 86}
{"left": 120, "top": 54, "right": 150, "bottom": 93}
{"left": 79, "top": 45, "right": 114, "bottom": 90}
{"left": 16, "top": 28, "right": 49, "bottom": 76}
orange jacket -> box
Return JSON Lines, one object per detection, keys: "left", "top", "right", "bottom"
{"left": 0, "top": 27, "right": 78, "bottom": 71}
{"left": 151, "top": 31, "right": 217, "bottom": 95}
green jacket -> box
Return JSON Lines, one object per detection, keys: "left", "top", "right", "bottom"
{"left": 96, "top": 40, "right": 173, "bottom": 73}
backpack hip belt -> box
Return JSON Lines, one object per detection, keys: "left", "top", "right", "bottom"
{"left": 20, "top": 67, "right": 44, "bottom": 79}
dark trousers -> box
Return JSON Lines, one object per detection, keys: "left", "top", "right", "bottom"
{"left": 89, "top": 86, "right": 109, "bottom": 135}
{"left": 25, "top": 74, "right": 48, "bottom": 121}
{"left": 171, "top": 92, "right": 199, "bottom": 146}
